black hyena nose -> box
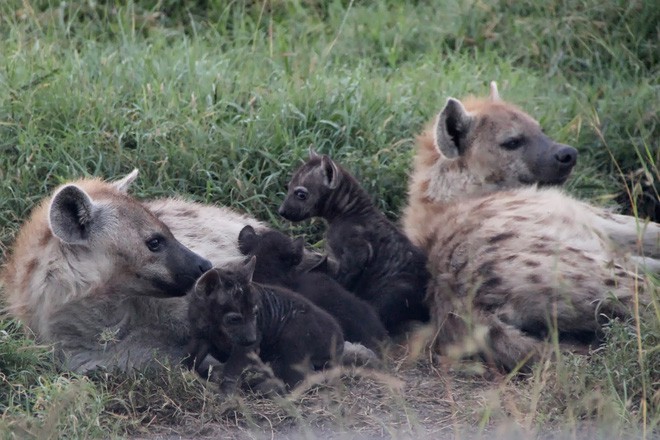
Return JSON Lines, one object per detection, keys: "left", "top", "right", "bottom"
{"left": 198, "top": 258, "right": 212, "bottom": 274}
{"left": 277, "top": 205, "right": 285, "bottom": 216}
{"left": 554, "top": 145, "right": 578, "bottom": 167}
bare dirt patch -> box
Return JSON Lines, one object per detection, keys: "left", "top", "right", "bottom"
{"left": 124, "top": 342, "right": 572, "bottom": 440}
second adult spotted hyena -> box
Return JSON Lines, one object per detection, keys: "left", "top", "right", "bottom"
{"left": 403, "top": 82, "right": 660, "bottom": 371}
{"left": 0, "top": 170, "right": 265, "bottom": 373}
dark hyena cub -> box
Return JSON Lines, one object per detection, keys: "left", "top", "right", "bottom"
{"left": 237, "top": 225, "right": 388, "bottom": 352}
{"left": 278, "top": 151, "right": 430, "bottom": 334}
{"left": 187, "top": 257, "right": 344, "bottom": 392}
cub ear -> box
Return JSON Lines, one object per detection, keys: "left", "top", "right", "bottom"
{"left": 291, "top": 237, "right": 305, "bottom": 266}
{"left": 434, "top": 98, "right": 473, "bottom": 159}
{"left": 320, "top": 155, "right": 340, "bottom": 189}
{"left": 238, "top": 225, "right": 259, "bottom": 255}
{"left": 309, "top": 146, "right": 321, "bottom": 159}
{"left": 307, "top": 254, "right": 329, "bottom": 273}
{"left": 48, "top": 185, "right": 98, "bottom": 245}
{"left": 194, "top": 268, "right": 222, "bottom": 298}
{"left": 243, "top": 256, "right": 257, "bottom": 283}
{"left": 112, "top": 169, "right": 139, "bottom": 193}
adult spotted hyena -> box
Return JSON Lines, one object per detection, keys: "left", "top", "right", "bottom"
{"left": 403, "top": 82, "right": 660, "bottom": 372}
{"left": 0, "top": 170, "right": 263, "bottom": 373}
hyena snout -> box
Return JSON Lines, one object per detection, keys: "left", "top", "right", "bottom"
{"left": 233, "top": 325, "right": 258, "bottom": 347}
{"left": 547, "top": 143, "right": 578, "bottom": 183}
{"left": 278, "top": 202, "right": 306, "bottom": 222}
{"left": 170, "top": 242, "right": 212, "bottom": 292}
{"left": 553, "top": 144, "right": 578, "bottom": 168}
{"left": 527, "top": 141, "right": 578, "bottom": 185}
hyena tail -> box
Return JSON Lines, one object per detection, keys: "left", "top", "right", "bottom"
{"left": 594, "top": 210, "right": 660, "bottom": 262}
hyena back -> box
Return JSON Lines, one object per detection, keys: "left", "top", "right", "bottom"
{"left": 1, "top": 170, "right": 216, "bottom": 372}
{"left": 403, "top": 83, "right": 659, "bottom": 371}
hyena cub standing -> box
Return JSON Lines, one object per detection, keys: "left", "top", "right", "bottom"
{"left": 1, "top": 171, "right": 212, "bottom": 373}
{"left": 237, "top": 225, "right": 388, "bottom": 352}
{"left": 279, "top": 151, "right": 430, "bottom": 334}
{"left": 187, "top": 257, "right": 344, "bottom": 392}
{"left": 403, "top": 82, "right": 659, "bottom": 371}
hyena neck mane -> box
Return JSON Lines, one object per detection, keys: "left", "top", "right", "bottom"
{"left": 411, "top": 130, "right": 482, "bottom": 203}
{"left": 321, "top": 167, "right": 377, "bottom": 223}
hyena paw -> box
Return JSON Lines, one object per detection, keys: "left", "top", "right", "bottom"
{"left": 249, "top": 376, "right": 287, "bottom": 397}
{"left": 241, "top": 363, "right": 285, "bottom": 396}
{"left": 218, "top": 377, "right": 239, "bottom": 396}
{"left": 342, "top": 341, "right": 381, "bottom": 368}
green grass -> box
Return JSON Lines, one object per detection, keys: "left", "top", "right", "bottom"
{"left": 0, "top": 0, "right": 658, "bottom": 438}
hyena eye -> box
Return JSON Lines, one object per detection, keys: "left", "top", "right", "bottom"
{"left": 500, "top": 137, "right": 524, "bottom": 151}
{"left": 224, "top": 313, "right": 243, "bottom": 326}
{"left": 145, "top": 235, "right": 165, "bottom": 252}
{"left": 294, "top": 187, "right": 308, "bottom": 201}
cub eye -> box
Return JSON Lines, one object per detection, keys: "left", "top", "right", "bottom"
{"left": 294, "top": 187, "right": 308, "bottom": 201}
{"left": 224, "top": 314, "right": 243, "bottom": 325}
{"left": 145, "top": 235, "right": 165, "bottom": 252}
{"left": 500, "top": 137, "right": 524, "bottom": 150}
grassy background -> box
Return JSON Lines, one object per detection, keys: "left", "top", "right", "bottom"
{"left": 0, "top": 0, "right": 658, "bottom": 438}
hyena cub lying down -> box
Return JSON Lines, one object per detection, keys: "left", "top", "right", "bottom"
{"left": 237, "top": 225, "right": 388, "bottom": 352}
{"left": 403, "top": 82, "right": 660, "bottom": 371}
{"left": 1, "top": 171, "right": 213, "bottom": 373}
{"left": 187, "top": 257, "right": 344, "bottom": 392}
{"left": 279, "top": 150, "right": 430, "bottom": 334}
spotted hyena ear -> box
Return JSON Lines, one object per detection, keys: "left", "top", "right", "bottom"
{"left": 320, "top": 155, "right": 340, "bottom": 189}
{"left": 194, "top": 268, "right": 224, "bottom": 299}
{"left": 307, "top": 254, "right": 329, "bottom": 273}
{"left": 489, "top": 81, "right": 501, "bottom": 101}
{"left": 112, "top": 169, "right": 139, "bottom": 193}
{"left": 242, "top": 255, "right": 257, "bottom": 283}
{"left": 434, "top": 98, "right": 473, "bottom": 159}
{"left": 49, "top": 184, "right": 98, "bottom": 245}
{"left": 238, "top": 225, "right": 259, "bottom": 255}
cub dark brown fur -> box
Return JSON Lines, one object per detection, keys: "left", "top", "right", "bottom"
{"left": 238, "top": 225, "right": 388, "bottom": 351}
{"left": 187, "top": 257, "right": 344, "bottom": 392}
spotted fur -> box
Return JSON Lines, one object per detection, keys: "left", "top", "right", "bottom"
{"left": 403, "top": 83, "right": 659, "bottom": 371}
